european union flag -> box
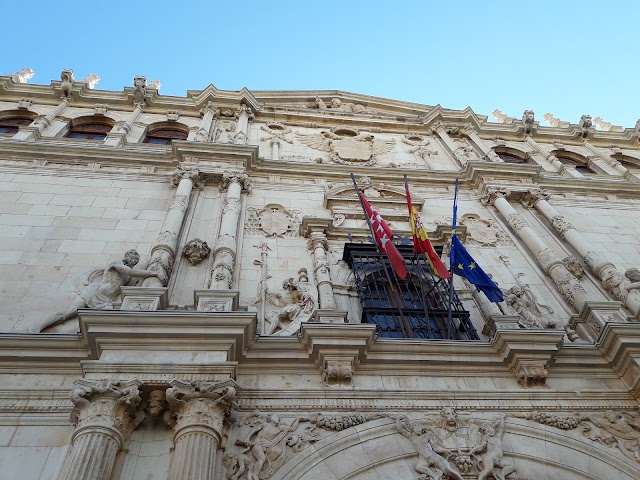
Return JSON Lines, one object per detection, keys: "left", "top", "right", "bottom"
{"left": 450, "top": 235, "right": 504, "bottom": 303}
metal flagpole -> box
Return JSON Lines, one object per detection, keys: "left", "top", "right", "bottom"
{"left": 446, "top": 178, "right": 459, "bottom": 336}
{"left": 351, "top": 173, "right": 413, "bottom": 338}
{"left": 403, "top": 174, "right": 433, "bottom": 338}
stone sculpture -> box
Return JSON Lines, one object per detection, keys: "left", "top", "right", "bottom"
{"left": 60, "top": 69, "right": 74, "bottom": 98}
{"left": 147, "top": 79, "right": 161, "bottom": 90}
{"left": 296, "top": 128, "right": 394, "bottom": 166}
{"left": 38, "top": 249, "right": 159, "bottom": 331}
{"left": 133, "top": 76, "right": 147, "bottom": 105}
{"left": 10, "top": 67, "right": 34, "bottom": 84}
{"left": 215, "top": 121, "right": 236, "bottom": 144}
{"left": 314, "top": 97, "right": 371, "bottom": 113}
{"left": 182, "top": 238, "right": 211, "bottom": 265}
{"left": 81, "top": 73, "right": 100, "bottom": 89}
{"left": 522, "top": 110, "right": 535, "bottom": 135}
{"left": 473, "top": 416, "right": 517, "bottom": 480}
{"left": 502, "top": 273, "right": 558, "bottom": 329}
{"left": 244, "top": 204, "right": 301, "bottom": 238}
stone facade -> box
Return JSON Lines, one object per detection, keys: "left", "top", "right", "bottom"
{"left": 1, "top": 71, "right": 640, "bottom": 479}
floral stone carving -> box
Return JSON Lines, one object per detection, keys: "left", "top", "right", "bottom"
{"left": 182, "top": 238, "right": 211, "bottom": 265}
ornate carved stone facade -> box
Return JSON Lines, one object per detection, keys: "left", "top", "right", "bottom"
{"left": 1, "top": 74, "right": 640, "bottom": 480}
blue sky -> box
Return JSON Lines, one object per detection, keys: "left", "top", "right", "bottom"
{"left": 2, "top": 1, "right": 638, "bottom": 128}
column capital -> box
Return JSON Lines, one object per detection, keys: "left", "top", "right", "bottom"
{"left": 550, "top": 214, "right": 576, "bottom": 238}
{"left": 70, "top": 379, "right": 144, "bottom": 443}
{"left": 480, "top": 186, "right": 509, "bottom": 205}
{"left": 523, "top": 188, "right": 551, "bottom": 207}
{"left": 307, "top": 232, "right": 329, "bottom": 251}
{"left": 430, "top": 120, "right": 447, "bottom": 134}
{"left": 171, "top": 165, "right": 204, "bottom": 188}
{"left": 166, "top": 379, "right": 237, "bottom": 443}
{"left": 235, "top": 103, "right": 255, "bottom": 120}
{"left": 199, "top": 101, "right": 219, "bottom": 117}
{"left": 220, "top": 170, "right": 251, "bottom": 192}
{"left": 461, "top": 123, "right": 476, "bottom": 136}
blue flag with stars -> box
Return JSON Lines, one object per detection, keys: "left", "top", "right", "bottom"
{"left": 450, "top": 235, "right": 504, "bottom": 302}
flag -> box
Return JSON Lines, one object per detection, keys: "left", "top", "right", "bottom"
{"left": 450, "top": 230, "right": 504, "bottom": 302}
{"left": 359, "top": 192, "right": 408, "bottom": 280}
{"left": 405, "top": 183, "right": 451, "bottom": 279}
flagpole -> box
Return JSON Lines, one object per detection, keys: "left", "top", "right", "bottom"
{"left": 446, "top": 178, "right": 459, "bottom": 336}
{"left": 403, "top": 174, "right": 434, "bottom": 339}
{"left": 351, "top": 173, "right": 413, "bottom": 338}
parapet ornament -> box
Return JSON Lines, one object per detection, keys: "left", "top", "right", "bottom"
{"left": 132, "top": 76, "right": 147, "bottom": 105}
{"left": 60, "top": 69, "right": 74, "bottom": 98}
{"left": 81, "top": 73, "right": 100, "bottom": 89}
{"left": 10, "top": 67, "right": 34, "bottom": 84}
{"left": 522, "top": 110, "right": 535, "bottom": 135}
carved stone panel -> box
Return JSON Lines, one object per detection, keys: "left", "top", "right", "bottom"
{"left": 244, "top": 204, "right": 301, "bottom": 238}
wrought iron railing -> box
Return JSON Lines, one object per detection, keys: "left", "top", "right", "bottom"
{"left": 343, "top": 243, "right": 479, "bottom": 341}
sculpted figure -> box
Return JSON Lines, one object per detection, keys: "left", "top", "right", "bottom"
{"left": 583, "top": 410, "right": 640, "bottom": 462}
{"left": 625, "top": 268, "right": 640, "bottom": 290}
{"left": 503, "top": 274, "right": 558, "bottom": 329}
{"left": 396, "top": 416, "right": 464, "bottom": 480}
{"left": 11, "top": 67, "right": 34, "bottom": 84}
{"left": 236, "top": 413, "right": 302, "bottom": 480}
{"left": 314, "top": 96, "right": 327, "bottom": 109}
{"left": 38, "top": 250, "right": 158, "bottom": 331}
{"left": 263, "top": 268, "right": 317, "bottom": 335}
{"left": 473, "top": 417, "right": 517, "bottom": 480}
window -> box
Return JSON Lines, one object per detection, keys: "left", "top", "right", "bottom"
{"left": 556, "top": 155, "right": 595, "bottom": 174}
{"left": 344, "top": 243, "right": 478, "bottom": 340}
{"left": 0, "top": 117, "right": 32, "bottom": 134}
{"left": 143, "top": 128, "right": 188, "bottom": 145}
{"left": 66, "top": 123, "right": 112, "bottom": 140}
{"left": 497, "top": 152, "right": 528, "bottom": 164}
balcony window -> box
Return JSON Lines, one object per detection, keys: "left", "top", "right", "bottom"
{"left": 343, "top": 243, "right": 478, "bottom": 340}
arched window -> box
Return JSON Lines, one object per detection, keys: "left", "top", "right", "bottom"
{"left": 0, "top": 117, "right": 32, "bottom": 134}
{"left": 497, "top": 152, "right": 528, "bottom": 164}
{"left": 0, "top": 111, "right": 35, "bottom": 134}
{"left": 143, "top": 124, "right": 188, "bottom": 145}
{"left": 613, "top": 155, "right": 640, "bottom": 172}
{"left": 556, "top": 154, "right": 595, "bottom": 174}
{"left": 66, "top": 117, "right": 113, "bottom": 140}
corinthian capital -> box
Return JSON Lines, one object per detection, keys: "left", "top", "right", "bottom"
{"left": 461, "top": 124, "right": 477, "bottom": 136}
{"left": 480, "top": 186, "right": 509, "bottom": 205}
{"left": 171, "top": 165, "right": 204, "bottom": 188}
{"left": 221, "top": 170, "right": 251, "bottom": 192}
{"left": 69, "top": 379, "right": 143, "bottom": 439}
{"left": 235, "top": 103, "right": 255, "bottom": 120}
{"left": 165, "top": 380, "right": 237, "bottom": 441}
{"left": 430, "top": 120, "right": 446, "bottom": 134}
{"left": 523, "top": 188, "right": 551, "bottom": 207}
{"left": 200, "top": 101, "right": 219, "bottom": 117}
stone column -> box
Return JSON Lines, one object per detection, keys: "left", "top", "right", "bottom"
{"left": 233, "top": 104, "right": 254, "bottom": 144}
{"left": 482, "top": 187, "right": 588, "bottom": 310}
{"left": 524, "top": 136, "right": 565, "bottom": 172}
{"left": 582, "top": 141, "right": 631, "bottom": 178}
{"left": 430, "top": 121, "right": 467, "bottom": 167}
{"left": 309, "top": 233, "right": 337, "bottom": 310}
{"left": 192, "top": 102, "right": 218, "bottom": 142}
{"left": 105, "top": 76, "right": 147, "bottom": 147}
{"left": 524, "top": 188, "right": 640, "bottom": 317}
{"left": 56, "top": 380, "right": 143, "bottom": 480}
{"left": 165, "top": 380, "right": 236, "bottom": 480}
{"left": 209, "top": 171, "right": 250, "bottom": 290}
{"left": 142, "top": 166, "right": 203, "bottom": 288}
{"left": 462, "top": 124, "right": 501, "bottom": 162}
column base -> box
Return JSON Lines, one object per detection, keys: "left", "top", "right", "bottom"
{"left": 568, "top": 300, "right": 625, "bottom": 343}
{"left": 120, "top": 287, "right": 168, "bottom": 311}
{"left": 194, "top": 290, "right": 239, "bottom": 312}
{"left": 483, "top": 315, "right": 521, "bottom": 336}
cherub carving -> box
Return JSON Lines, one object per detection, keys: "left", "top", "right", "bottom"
{"left": 38, "top": 249, "right": 158, "bottom": 332}
{"left": 472, "top": 417, "right": 517, "bottom": 480}
{"left": 396, "top": 415, "right": 464, "bottom": 480}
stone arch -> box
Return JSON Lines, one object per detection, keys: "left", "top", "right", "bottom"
{"left": 272, "top": 417, "right": 639, "bottom": 480}
{"left": 142, "top": 121, "right": 189, "bottom": 143}
{"left": 493, "top": 145, "right": 531, "bottom": 164}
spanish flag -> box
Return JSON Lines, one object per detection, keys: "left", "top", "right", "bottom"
{"left": 405, "top": 182, "right": 451, "bottom": 279}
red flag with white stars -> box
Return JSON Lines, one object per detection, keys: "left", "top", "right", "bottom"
{"left": 359, "top": 192, "right": 408, "bottom": 280}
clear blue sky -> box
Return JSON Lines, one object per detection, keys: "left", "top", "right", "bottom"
{"left": 2, "top": 1, "right": 639, "bottom": 128}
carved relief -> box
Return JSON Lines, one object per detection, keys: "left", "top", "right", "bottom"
{"left": 133, "top": 76, "right": 147, "bottom": 105}
{"left": 459, "top": 213, "right": 514, "bottom": 247}
{"left": 321, "top": 360, "right": 353, "bottom": 387}
{"left": 550, "top": 214, "right": 576, "bottom": 238}
{"left": 244, "top": 204, "right": 301, "bottom": 238}
{"left": 215, "top": 121, "right": 237, "bottom": 144}
{"left": 296, "top": 127, "right": 394, "bottom": 166}
{"left": 522, "top": 110, "right": 535, "bottom": 135}
{"left": 562, "top": 255, "right": 584, "bottom": 279}
{"left": 480, "top": 186, "right": 509, "bottom": 206}
{"left": 94, "top": 104, "right": 108, "bottom": 116}
{"left": 221, "top": 170, "right": 251, "bottom": 192}
{"left": 403, "top": 134, "right": 438, "bottom": 166}
{"left": 313, "top": 96, "right": 374, "bottom": 113}
{"left": 60, "top": 69, "right": 74, "bottom": 98}
{"left": 182, "top": 238, "right": 211, "bottom": 265}
{"left": 260, "top": 122, "right": 293, "bottom": 144}
{"left": 506, "top": 213, "right": 528, "bottom": 234}
{"left": 17, "top": 98, "right": 33, "bottom": 110}
{"left": 502, "top": 273, "right": 559, "bottom": 329}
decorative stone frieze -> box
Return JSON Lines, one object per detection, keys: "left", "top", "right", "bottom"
{"left": 165, "top": 380, "right": 237, "bottom": 480}
{"left": 56, "top": 379, "right": 143, "bottom": 480}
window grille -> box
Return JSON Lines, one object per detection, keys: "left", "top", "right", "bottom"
{"left": 343, "top": 243, "right": 479, "bottom": 340}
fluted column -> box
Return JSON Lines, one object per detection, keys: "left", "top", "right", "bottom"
{"left": 57, "top": 380, "right": 143, "bottom": 480}
{"left": 309, "top": 233, "right": 337, "bottom": 309}
{"left": 462, "top": 124, "right": 501, "bottom": 162}
{"left": 233, "top": 104, "right": 255, "bottom": 144}
{"left": 482, "top": 187, "right": 588, "bottom": 310}
{"left": 192, "top": 102, "right": 218, "bottom": 142}
{"left": 525, "top": 189, "right": 640, "bottom": 316}
{"left": 431, "top": 121, "right": 467, "bottom": 167}
{"left": 165, "top": 380, "right": 236, "bottom": 480}
{"left": 143, "top": 166, "right": 203, "bottom": 287}
{"left": 209, "top": 171, "right": 250, "bottom": 289}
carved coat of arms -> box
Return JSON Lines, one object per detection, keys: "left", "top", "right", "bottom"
{"left": 296, "top": 128, "right": 394, "bottom": 166}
